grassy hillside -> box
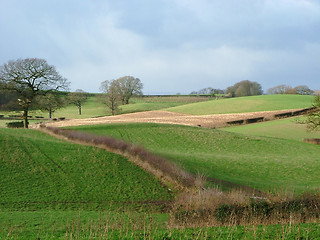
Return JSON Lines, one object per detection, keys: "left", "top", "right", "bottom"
{"left": 167, "top": 95, "right": 315, "bottom": 115}
{"left": 0, "top": 128, "right": 172, "bottom": 211}
{"left": 224, "top": 116, "right": 320, "bottom": 141}
{"left": 69, "top": 123, "right": 320, "bottom": 194}
{"left": 0, "top": 95, "right": 212, "bottom": 121}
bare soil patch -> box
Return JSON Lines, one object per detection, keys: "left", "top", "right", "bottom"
{"left": 43, "top": 109, "right": 307, "bottom": 128}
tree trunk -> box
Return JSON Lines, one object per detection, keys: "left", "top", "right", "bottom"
{"left": 49, "top": 109, "right": 52, "bottom": 119}
{"left": 23, "top": 109, "right": 28, "bottom": 128}
{"left": 78, "top": 104, "right": 82, "bottom": 115}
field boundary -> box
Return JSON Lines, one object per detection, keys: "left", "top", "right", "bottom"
{"left": 226, "top": 107, "right": 315, "bottom": 126}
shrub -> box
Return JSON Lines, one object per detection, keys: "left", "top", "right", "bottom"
{"left": 6, "top": 121, "right": 25, "bottom": 128}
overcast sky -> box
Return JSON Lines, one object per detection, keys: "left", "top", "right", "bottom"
{"left": 0, "top": 0, "right": 319, "bottom": 94}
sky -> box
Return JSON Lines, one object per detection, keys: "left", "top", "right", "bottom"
{"left": 0, "top": 0, "right": 319, "bottom": 94}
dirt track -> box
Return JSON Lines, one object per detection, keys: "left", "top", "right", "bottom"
{"left": 43, "top": 109, "right": 304, "bottom": 128}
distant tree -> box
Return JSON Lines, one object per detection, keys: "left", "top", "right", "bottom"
{"left": 214, "top": 89, "right": 225, "bottom": 95}
{"left": 100, "top": 80, "right": 121, "bottom": 115}
{"left": 117, "top": 76, "right": 143, "bottom": 104}
{"left": 226, "top": 80, "right": 263, "bottom": 97}
{"left": 35, "top": 93, "right": 66, "bottom": 118}
{"left": 294, "top": 85, "right": 312, "bottom": 95}
{"left": 0, "top": 58, "right": 69, "bottom": 128}
{"left": 68, "top": 89, "right": 88, "bottom": 115}
{"left": 189, "top": 87, "right": 224, "bottom": 96}
{"left": 306, "top": 95, "right": 320, "bottom": 131}
{"left": 198, "top": 87, "right": 215, "bottom": 96}
{"left": 268, "top": 84, "right": 312, "bottom": 95}
{"left": 267, "top": 84, "right": 288, "bottom": 94}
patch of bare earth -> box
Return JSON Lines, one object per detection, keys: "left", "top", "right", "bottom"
{"left": 43, "top": 109, "right": 305, "bottom": 128}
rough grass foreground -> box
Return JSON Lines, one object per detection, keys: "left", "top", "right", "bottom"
{"left": 41, "top": 126, "right": 320, "bottom": 228}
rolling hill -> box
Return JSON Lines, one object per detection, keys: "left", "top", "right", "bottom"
{"left": 167, "top": 94, "right": 315, "bottom": 115}
{"left": 69, "top": 123, "right": 320, "bottom": 194}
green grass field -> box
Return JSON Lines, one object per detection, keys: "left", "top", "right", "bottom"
{"left": 224, "top": 116, "right": 320, "bottom": 141}
{"left": 0, "top": 95, "right": 212, "bottom": 121}
{"left": 1, "top": 210, "right": 320, "bottom": 239}
{"left": 167, "top": 95, "right": 315, "bottom": 115}
{"left": 0, "top": 95, "right": 314, "bottom": 122}
{"left": 0, "top": 128, "right": 172, "bottom": 211}
{"left": 69, "top": 123, "right": 320, "bottom": 194}
{"left": 2, "top": 94, "right": 320, "bottom": 238}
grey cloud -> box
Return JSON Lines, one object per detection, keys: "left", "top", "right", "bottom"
{"left": 0, "top": 0, "right": 319, "bottom": 93}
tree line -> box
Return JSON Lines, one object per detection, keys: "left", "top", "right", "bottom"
{"left": 0, "top": 58, "right": 319, "bottom": 130}
{"left": 190, "top": 81, "right": 315, "bottom": 97}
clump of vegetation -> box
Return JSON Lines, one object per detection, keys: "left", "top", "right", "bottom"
{"left": 225, "top": 80, "right": 263, "bottom": 97}
{"left": 305, "top": 95, "right": 320, "bottom": 131}
{"left": 6, "top": 121, "right": 24, "bottom": 128}
{"left": 267, "top": 84, "right": 313, "bottom": 95}
{"left": 170, "top": 188, "right": 320, "bottom": 228}
{"left": 100, "top": 76, "right": 143, "bottom": 115}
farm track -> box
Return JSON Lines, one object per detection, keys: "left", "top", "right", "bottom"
{"left": 43, "top": 108, "right": 309, "bottom": 128}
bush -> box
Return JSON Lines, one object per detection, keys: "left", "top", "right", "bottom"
{"left": 6, "top": 121, "right": 25, "bottom": 128}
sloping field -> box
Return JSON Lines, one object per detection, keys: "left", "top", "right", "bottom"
{"left": 44, "top": 109, "right": 306, "bottom": 129}
{"left": 224, "top": 117, "right": 320, "bottom": 141}
{"left": 69, "top": 123, "right": 320, "bottom": 194}
{"left": 0, "top": 95, "right": 212, "bottom": 120}
{"left": 52, "top": 95, "right": 209, "bottom": 119}
{"left": 0, "top": 128, "right": 172, "bottom": 211}
{"left": 167, "top": 95, "right": 315, "bottom": 115}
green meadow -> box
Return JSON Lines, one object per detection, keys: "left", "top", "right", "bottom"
{"left": 167, "top": 94, "right": 315, "bottom": 115}
{"left": 1, "top": 209, "right": 320, "bottom": 239}
{"left": 224, "top": 116, "right": 320, "bottom": 141}
{"left": 0, "top": 128, "right": 172, "bottom": 211}
{"left": 69, "top": 123, "right": 320, "bottom": 194}
{"left": 0, "top": 95, "right": 212, "bottom": 121}
{"left": 2, "top": 94, "right": 320, "bottom": 238}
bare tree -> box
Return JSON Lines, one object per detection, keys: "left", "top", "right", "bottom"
{"left": 0, "top": 58, "right": 69, "bottom": 128}
{"left": 117, "top": 76, "right": 143, "bottom": 104}
{"left": 267, "top": 85, "right": 289, "bottom": 94}
{"left": 100, "top": 80, "right": 121, "bottom": 115}
{"left": 35, "top": 93, "right": 66, "bottom": 118}
{"left": 68, "top": 89, "right": 88, "bottom": 115}
{"left": 268, "top": 84, "right": 312, "bottom": 95}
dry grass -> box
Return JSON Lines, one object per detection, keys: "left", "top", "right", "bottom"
{"left": 169, "top": 188, "right": 320, "bottom": 228}
{"left": 303, "top": 138, "right": 320, "bottom": 145}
